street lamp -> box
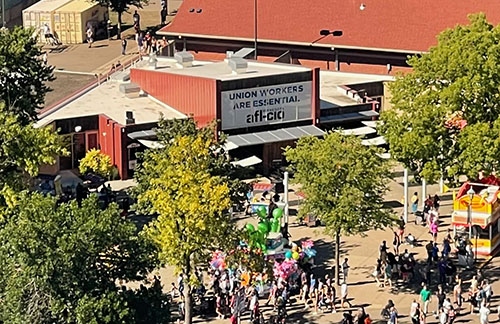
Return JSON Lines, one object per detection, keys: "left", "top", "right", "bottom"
{"left": 1, "top": 0, "right": 5, "bottom": 28}
{"left": 467, "top": 186, "right": 475, "bottom": 239}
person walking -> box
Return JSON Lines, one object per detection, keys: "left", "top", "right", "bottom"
{"left": 342, "top": 258, "right": 350, "bottom": 283}
{"left": 341, "top": 282, "right": 352, "bottom": 308}
{"left": 480, "top": 300, "right": 490, "bottom": 324}
{"left": 133, "top": 10, "right": 141, "bottom": 29}
{"left": 411, "top": 192, "right": 419, "bottom": 214}
{"left": 86, "top": 27, "right": 94, "bottom": 48}
{"left": 121, "top": 37, "right": 127, "bottom": 55}
{"left": 393, "top": 231, "right": 401, "bottom": 255}
{"left": 453, "top": 275, "right": 463, "bottom": 313}
{"left": 410, "top": 300, "right": 421, "bottom": 324}
{"left": 420, "top": 284, "right": 432, "bottom": 316}
{"left": 388, "top": 306, "right": 398, "bottom": 324}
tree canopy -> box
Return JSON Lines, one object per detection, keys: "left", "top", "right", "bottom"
{"left": 380, "top": 13, "right": 500, "bottom": 183}
{"left": 0, "top": 193, "right": 167, "bottom": 324}
{"left": 0, "top": 27, "right": 54, "bottom": 125}
{"left": 92, "top": 0, "right": 148, "bottom": 36}
{"left": 0, "top": 106, "right": 66, "bottom": 210}
{"left": 285, "top": 132, "right": 394, "bottom": 283}
{"left": 134, "top": 118, "right": 246, "bottom": 324}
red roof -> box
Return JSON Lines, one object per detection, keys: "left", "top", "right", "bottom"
{"left": 160, "top": 0, "right": 500, "bottom": 53}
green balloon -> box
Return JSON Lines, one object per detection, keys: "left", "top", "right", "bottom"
{"left": 246, "top": 224, "right": 255, "bottom": 232}
{"left": 258, "top": 205, "right": 267, "bottom": 215}
{"left": 257, "top": 222, "right": 269, "bottom": 234}
{"left": 272, "top": 208, "right": 283, "bottom": 218}
{"left": 271, "top": 219, "right": 280, "bottom": 233}
{"left": 257, "top": 209, "right": 267, "bottom": 219}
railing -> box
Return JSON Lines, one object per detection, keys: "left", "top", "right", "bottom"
{"left": 38, "top": 54, "right": 143, "bottom": 120}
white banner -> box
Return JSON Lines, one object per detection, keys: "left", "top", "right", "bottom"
{"left": 221, "top": 81, "right": 312, "bottom": 130}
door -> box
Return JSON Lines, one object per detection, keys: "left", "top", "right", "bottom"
{"left": 86, "top": 131, "right": 98, "bottom": 151}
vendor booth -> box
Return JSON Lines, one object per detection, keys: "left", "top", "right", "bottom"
{"left": 452, "top": 177, "right": 500, "bottom": 256}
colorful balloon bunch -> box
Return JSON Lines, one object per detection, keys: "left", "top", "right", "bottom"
{"left": 273, "top": 258, "right": 298, "bottom": 279}
{"left": 301, "top": 240, "right": 317, "bottom": 258}
{"left": 210, "top": 251, "right": 227, "bottom": 270}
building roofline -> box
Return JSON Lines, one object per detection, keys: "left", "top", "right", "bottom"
{"left": 157, "top": 31, "right": 425, "bottom": 55}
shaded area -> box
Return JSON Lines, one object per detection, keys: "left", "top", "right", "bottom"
{"left": 44, "top": 73, "right": 97, "bottom": 108}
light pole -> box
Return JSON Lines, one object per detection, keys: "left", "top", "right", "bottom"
{"left": 315, "top": 30, "right": 343, "bottom": 70}
{"left": 467, "top": 186, "right": 474, "bottom": 239}
{"left": 254, "top": 0, "right": 257, "bottom": 59}
{"left": 1, "top": 0, "right": 5, "bottom": 28}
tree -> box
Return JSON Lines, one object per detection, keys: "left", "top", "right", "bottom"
{"left": 0, "top": 27, "right": 54, "bottom": 125}
{"left": 0, "top": 106, "right": 66, "bottom": 210}
{"left": 92, "top": 0, "right": 148, "bottom": 37}
{"left": 134, "top": 118, "right": 246, "bottom": 324}
{"left": 380, "top": 13, "right": 500, "bottom": 183}
{"left": 0, "top": 193, "right": 167, "bottom": 323}
{"left": 284, "top": 132, "right": 395, "bottom": 285}
{"left": 79, "top": 148, "right": 113, "bottom": 179}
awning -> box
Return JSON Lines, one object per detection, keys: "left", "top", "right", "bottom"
{"left": 362, "top": 120, "right": 381, "bottom": 128}
{"left": 337, "top": 126, "right": 376, "bottom": 136}
{"left": 231, "top": 155, "right": 262, "bottom": 167}
{"left": 223, "top": 141, "right": 239, "bottom": 151}
{"left": 128, "top": 129, "right": 156, "bottom": 140}
{"left": 138, "top": 139, "right": 164, "bottom": 149}
{"left": 320, "top": 110, "right": 378, "bottom": 124}
{"left": 227, "top": 125, "right": 325, "bottom": 148}
{"left": 376, "top": 152, "right": 391, "bottom": 159}
{"left": 361, "top": 136, "right": 386, "bottom": 146}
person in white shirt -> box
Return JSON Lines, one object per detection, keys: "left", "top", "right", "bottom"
{"left": 341, "top": 282, "right": 352, "bottom": 308}
{"left": 480, "top": 300, "right": 490, "bottom": 324}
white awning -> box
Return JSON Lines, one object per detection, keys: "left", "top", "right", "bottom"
{"left": 361, "top": 136, "right": 386, "bottom": 146}
{"left": 227, "top": 125, "right": 325, "bottom": 148}
{"left": 376, "top": 152, "right": 391, "bottom": 159}
{"left": 231, "top": 155, "right": 262, "bottom": 167}
{"left": 337, "top": 126, "right": 376, "bottom": 136}
{"left": 223, "top": 141, "right": 239, "bottom": 151}
{"left": 361, "top": 120, "right": 381, "bottom": 128}
{"left": 138, "top": 139, "right": 164, "bottom": 149}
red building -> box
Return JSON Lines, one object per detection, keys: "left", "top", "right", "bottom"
{"left": 158, "top": 0, "right": 500, "bottom": 75}
{"left": 38, "top": 53, "right": 387, "bottom": 178}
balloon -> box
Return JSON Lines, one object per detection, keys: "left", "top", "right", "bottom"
{"left": 285, "top": 251, "right": 292, "bottom": 259}
{"left": 292, "top": 252, "right": 300, "bottom": 260}
{"left": 271, "top": 219, "right": 280, "bottom": 233}
{"left": 272, "top": 208, "right": 283, "bottom": 218}
{"left": 258, "top": 205, "right": 267, "bottom": 215}
{"left": 257, "top": 222, "right": 269, "bottom": 234}
{"left": 246, "top": 224, "right": 255, "bottom": 232}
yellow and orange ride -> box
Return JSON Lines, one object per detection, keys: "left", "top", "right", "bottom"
{"left": 452, "top": 178, "right": 500, "bottom": 256}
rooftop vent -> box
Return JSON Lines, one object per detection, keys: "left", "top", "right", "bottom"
{"left": 174, "top": 51, "right": 194, "bottom": 68}
{"left": 126, "top": 111, "right": 135, "bottom": 125}
{"left": 228, "top": 57, "right": 248, "bottom": 74}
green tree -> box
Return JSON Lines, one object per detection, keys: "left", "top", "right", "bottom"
{"left": 380, "top": 13, "right": 500, "bottom": 183}
{"left": 92, "top": 0, "right": 148, "bottom": 37}
{"left": 134, "top": 118, "right": 245, "bottom": 324}
{"left": 79, "top": 148, "right": 113, "bottom": 178}
{"left": 285, "top": 132, "right": 394, "bottom": 285}
{"left": 0, "top": 106, "right": 65, "bottom": 210}
{"left": 0, "top": 27, "right": 54, "bottom": 125}
{"left": 0, "top": 193, "right": 167, "bottom": 323}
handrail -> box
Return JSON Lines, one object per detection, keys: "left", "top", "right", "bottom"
{"left": 38, "top": 54, "right": 143, "bottom": 119}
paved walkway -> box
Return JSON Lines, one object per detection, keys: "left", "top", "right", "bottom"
{"left": 150, "top": 167, "right": 500, "bottom": 324}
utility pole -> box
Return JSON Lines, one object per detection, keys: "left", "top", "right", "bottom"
{"left": 1, "top": 0, "right": 6, "bottom": 28}
{"left": 254, "top": 0, "right": 257, "bottom": 59}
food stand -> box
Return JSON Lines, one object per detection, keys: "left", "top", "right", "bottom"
{"left": 452, "top": 177, "right": 500, "bottom": 256}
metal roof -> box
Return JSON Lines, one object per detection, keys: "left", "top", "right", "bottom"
{"left": 227, "top": 125, "right": 324, "bottom": 147}
{"left": 337, "top": 126, "right": 376, "bottom": 137}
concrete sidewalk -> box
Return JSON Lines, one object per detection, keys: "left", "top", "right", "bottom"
{"left": 156, "top": 168, "right": 498, "bottom": 324}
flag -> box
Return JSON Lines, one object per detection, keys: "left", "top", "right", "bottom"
{"left": 442, "top": 183, "right": 450, "bottom": 193}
